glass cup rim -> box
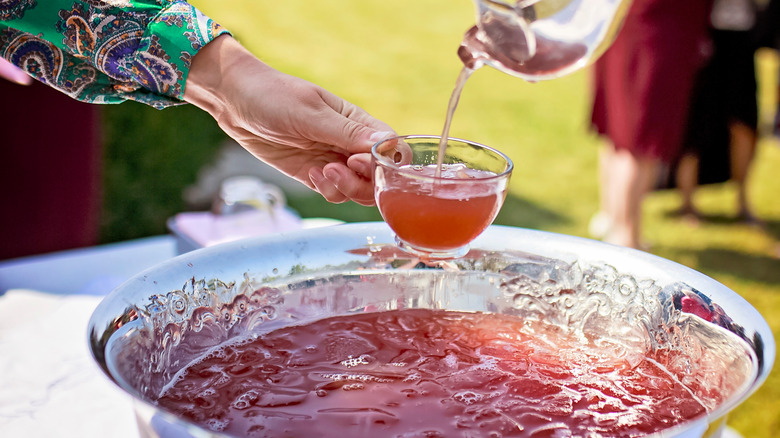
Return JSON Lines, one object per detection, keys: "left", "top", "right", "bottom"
{"left": 371, "top": 135, "right": 514, "bottom": 181}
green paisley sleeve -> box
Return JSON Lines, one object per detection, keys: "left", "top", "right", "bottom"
{"left": 0, "top": 0, "right": 230, "bottom": 108}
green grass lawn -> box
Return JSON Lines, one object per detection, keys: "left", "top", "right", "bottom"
{"left": 101, "top": 1, "right": 780, "bottom": 435}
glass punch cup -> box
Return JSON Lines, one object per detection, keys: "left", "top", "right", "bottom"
{"left": 372, "top": 135, "right": 513, "bottom": 259}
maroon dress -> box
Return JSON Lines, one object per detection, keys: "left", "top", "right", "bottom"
{"left": 591, "top": 0, "right": 713, "bottom": 163}
{"left": 0, "top": 80, "right": 102, "bottom": 260}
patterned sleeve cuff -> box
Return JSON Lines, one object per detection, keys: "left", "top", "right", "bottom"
{"left": 134, "top": 2, "right": 230, "bottom": 102}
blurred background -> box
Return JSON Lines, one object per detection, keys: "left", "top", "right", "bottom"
{"left": 94, "top": 1, "right": 779, "bottom": 435}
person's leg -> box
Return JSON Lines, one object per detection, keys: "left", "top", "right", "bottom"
{"left": 603, "top": 148, "right": 659, "bottom": 249}
{"left": 589, "top": 144, "right": 616, "bottom": 239}
{"left": 775, "top": 79, "right": 780, "bottom": 138}
{"left": 674, "top": 153, "right": 701, "bottom": 222}
{"left": 598, "top": 145, "right": 613, "bottom": 216}
{"left": 728, "top": 120, "right": 758, "bottom": 222}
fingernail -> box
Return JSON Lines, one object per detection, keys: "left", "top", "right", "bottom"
{"left": 369, "top": 131, "right": 395, "bottom": 143}
{"left": 323, "top": 168, "right": 341, "bottom": 187}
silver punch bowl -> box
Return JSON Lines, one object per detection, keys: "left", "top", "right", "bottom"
{"left": 87, "top": 223, "right": 775, "bottom": 438}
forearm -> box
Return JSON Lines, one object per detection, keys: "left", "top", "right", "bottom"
{"left": 183, "top": 35, "right": 266, "bottom": 120}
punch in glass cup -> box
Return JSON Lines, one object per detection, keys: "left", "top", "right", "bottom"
{"left": 372, "top": 135, "right": 513, "bottom": 259}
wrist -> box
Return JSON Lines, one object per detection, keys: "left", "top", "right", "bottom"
{"left": 183, "top": 35, "right": 267, "bottom": 120}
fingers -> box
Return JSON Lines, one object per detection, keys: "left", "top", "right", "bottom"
{"left": 323, "top": 161, "right": 375, "bottom": 206}
{"left": 338, "top": 154, "right": 376, "bottom": 205}
{"left": 299, "top": 91, "right": 390, "bottom": 206}
{"left": 308, "top": 162, "right": 376, "bottom": 206}
{"left": 308, "top": 167, "right": 349, "bottom": 204}
{"left": 328, "top": 157, "right": 376, "bottom": 206}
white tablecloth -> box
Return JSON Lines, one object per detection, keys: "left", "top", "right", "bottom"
{"left": 0, "top": 220, "right": 342, "bottom": 437}
{"left": 0, "top": 236, "right": 180, "bottom": 437}
{"left": 0, "top": 234, "right": 180, "bottom": 437}
{"left": 0, "top": 289, "right": 138, "bottom": 437}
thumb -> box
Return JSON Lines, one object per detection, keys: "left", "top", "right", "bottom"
{"left": 316, "top": 88, "right": 395, "bottom": 153}
{"left": 335, "top": 116, "right": 396, "bottom": 155}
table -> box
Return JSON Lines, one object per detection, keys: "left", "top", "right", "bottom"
{"left": 0, "top": 217, "right": 344, "bottom": 437}
{"left": 0, "top": 235, "right": 176, "bottom": 297}
{"left": 0, "top": 235, "right": 177, "bottom": 437}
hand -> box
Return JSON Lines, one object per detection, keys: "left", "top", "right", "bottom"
{"left": 184, "top": 35, "right": 394, "bottom": 206}
{"left": 0, "top": 57, "right": 33, "bottom": 85}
